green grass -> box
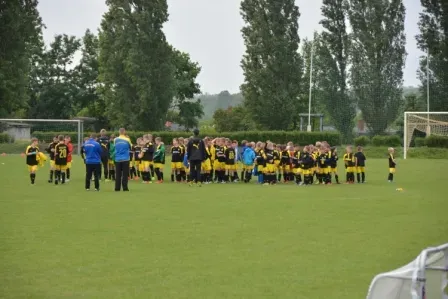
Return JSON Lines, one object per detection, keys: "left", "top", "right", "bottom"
{"left": 0, "top": 156, "right": 447, "bottom": 299}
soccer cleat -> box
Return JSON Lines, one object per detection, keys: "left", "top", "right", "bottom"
{"left": 66, "top": 179, "right": 70, "bottom": 182}
{"left": 105, "top": 179, "right": 111, "bottom": 182}
{"left": 156, "top": 180, "right": 163, "bottom": 184}
{"left": 48, "top": 180, "right": 52, "bottom": 183}
{"left": 94, "top": 189, "right": 99, "bottom": 192}
{"left": 86, "top": 189, "right": 90, "bottom": 191}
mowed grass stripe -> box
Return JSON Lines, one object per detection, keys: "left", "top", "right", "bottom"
{"left": 0, "top": 156, "right": 446, "bottom": 299}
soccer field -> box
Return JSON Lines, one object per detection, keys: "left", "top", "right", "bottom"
{"left": 0, "top": 156, "right": 447, "bottom": 299}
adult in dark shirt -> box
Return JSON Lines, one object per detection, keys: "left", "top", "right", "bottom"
{"left": 187, "top": 129, "right": 206, "bottom": 185}
{"left": 97, "top": 129, "right": 110, "bottom": 180}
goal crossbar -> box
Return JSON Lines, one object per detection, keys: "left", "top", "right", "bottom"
{"left": 0, "top": 118, "right": 84, "bottom": 155}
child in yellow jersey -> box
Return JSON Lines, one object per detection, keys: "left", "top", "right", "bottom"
{"left": 343, "top": 145, "right": 355, "bottom": 184}
{"left": 388, "top": 147, "right": 396, "bottom": 182}
{"left": 25, "top": 138, "right": 39, "bottom": 185}
{"left": 201, "top": 138, "right": 212, "bottom": 183}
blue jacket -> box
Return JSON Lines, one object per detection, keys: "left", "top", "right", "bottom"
{"left": 242, "top": 147, "right": 256, "bottom": 165}
{"left": 114, "top": 135, "right": 132, "bottom": 162}
{"left": 183, "top": 154, "right": 189, "bottom": 168}
{"left": 84, "top": 138, "right": 102, "bottom": 164}
{"left": 238, "top": 145, "right": 248, "bottom": 162}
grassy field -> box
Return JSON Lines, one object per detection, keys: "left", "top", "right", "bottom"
{"left": 0, "top": 155, "right": 447, "bottom": 299}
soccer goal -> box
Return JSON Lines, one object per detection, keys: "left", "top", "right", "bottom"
{"left": 366, "top": 243, "right": 448, "bottom": 299}
{"left": 0, "top": 119, "right": 84, "bottom": 155}
{"left": 403, "top": 112, "right": 448, "bottom": 159}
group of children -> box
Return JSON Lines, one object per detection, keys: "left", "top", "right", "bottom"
{"left": 111, "top": 135, "right": 397, "bottom": 186}
{"left": 25, "top": 135, "right": 74, "bottom": 185}
{"left": 25, "top": 134, "right": 397, "bottom": 186}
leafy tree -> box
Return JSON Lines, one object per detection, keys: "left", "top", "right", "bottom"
{"left": 347, "top": 0, "right": 406, "bottom": 135}
{"left": 240, "top": 0, "right": 302, "bottom": 130}
{"left": 213, "top": 106, "right": 255, "bottom": 132}
{"left": 416, "top": 0, "right": 448, "bottom": 111}
{"left": 28, "top": 34, "right": 81, "bottom": 119}
{"left": 0, "top": 0, "right": 43, "bottom": 117}
{"left": 99, "top": 0, "right": 175, "bottom": 130}
{"left": 73, "top": 30, "right": 108, "bottom": 129}
{"left": 315, "top": 0, "right": 355, "bottom": 142}
{"left": 169, "top": 48, "right": 203, "bottom": 130}
{"left": 296, "top": 37, "right": 326, "bottom": 130}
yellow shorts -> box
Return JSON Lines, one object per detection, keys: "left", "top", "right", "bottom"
{"left": 202, "top": 160, "right": 212, "bottom": 172}
{"left": 283, "top": 165, "right": 291, "bottom": 172}
{"left": 331, "top": 167, "right": 337, "bottom": 173}
{"left": 225, "top": 164, "right": 237, "bottom": 171}
{"left": 214, "top": 161, "right": 226, "bottom": 170}
{"left": 55, "top": 164, "right": 67, "bottom": 171}
{"left": 257, "top": 165, "right": 264, "bottom": 172}
{"left": 274, "top": 161, "right": 280, "bottom": 167}
{"left": 242, "top": 164, "right": 254, "bottom": 171}
{"left": 129, "top": 161, "right": 134, "bottom": 168}
{"left": 184, "top": 167, "right": 190, "bottom": 174}
{"left": 27, "top": 165, "right": 38, "bottom": 172}
{"left": 154, "top": 163, "right": 164, "bottom": 169}
{"left": 171, "top": 162, "right": 183, "bottom": 170}
{"left": 142, "top": 161, "right": 151, "bottom": 169}
{"left": 346, "top": 167, "right": 355, "bottom": 173}
{"left": 50, "top": 160, "right": 55, "bottom": 168}
{"left": 302, "top": 169, "right": 311, "bottom": 176}
{"left": 66, "top": 162, "right": 72, "bottom": 168}
{"left": 138, "top": 163, "right": 145, "bottom": 172}
{"left": 263, "top": 164, "right": 276, "bottom": 174}
{"left": 357, "top": 166, "right": 366, "bottom": 173}
{"left": 321, "top": 167, "right": 330, "bottom": 174}
{"left": 389, "top": 168, "right": 396, "bottom": 174}
{"left": 293, "top": 167, "right": 302, "bottom": 175}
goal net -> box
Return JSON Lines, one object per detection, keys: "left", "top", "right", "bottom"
{"left": 404, "top": 112, "right": 448, "bottom": 159}
{"left": 0, "top": 119, "right": 85, "bottom": 154}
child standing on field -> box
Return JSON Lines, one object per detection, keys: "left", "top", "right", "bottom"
{"left": 26, "top": 138, "right": 39, "bottom": 185}
{"left": 354, "top": 146, "right": 366, "bottom": 183}
{"left": 388, "top": 147, "right": 396, "bottom": 182}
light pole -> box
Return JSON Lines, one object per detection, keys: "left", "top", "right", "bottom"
{"left": 307, "top": 41, "right": 314, "bottom": 132}
{"left": 426, "top": 48, "right": 431, "bottom": 135}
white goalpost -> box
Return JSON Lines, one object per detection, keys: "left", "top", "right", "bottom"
{"left": 403, "top": 112, "right": 448, "bottom": 159}
{"left": 0, "top": 119, "right": 84, "bottom": 155}
{"left": 366, "top": 243, "right": 448, "bottom": 299}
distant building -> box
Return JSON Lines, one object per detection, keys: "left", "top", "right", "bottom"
{"left": 165, "top": 121, "right": 186, "bottom": 131}
{"left": 3, "top": 122, "right": 31, "bottom": 140}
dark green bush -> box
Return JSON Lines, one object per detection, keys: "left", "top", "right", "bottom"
{"left": 414, "top": 137, "right": 425, "bottom": 147}
{"left": 0, "top": 133, "right": 14, "bottom": 143}
{"left": 371, "top": 135, "right": 401, "bottom": 147}
{"left": 424, "top": 135, "right": 448, "bottom": 148}
{"left": 32, "top": 131, "right": 342, "bottom": 146}
{"left": 354, "top": 136, "right": 370, "bottom": 146}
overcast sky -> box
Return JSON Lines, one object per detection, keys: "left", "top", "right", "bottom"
{"left": 38, "top": 0, "right": 423, "bottom": 94}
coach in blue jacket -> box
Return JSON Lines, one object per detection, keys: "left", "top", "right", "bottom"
{"left": 114, "top": 128, "right": 132, "bottom": 192}
{"left": 84, "top": 133, "right": 103, "bottom": 191}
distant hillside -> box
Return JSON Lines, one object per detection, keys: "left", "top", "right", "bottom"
{"left": 199, "top": 87, "right": 420, "bottom": 120}
{"left": 198, "top": 91, "right": 243, "bottom": 120}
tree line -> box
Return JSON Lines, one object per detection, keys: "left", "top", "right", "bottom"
{"left": 1, "top": 0, "right": 447, "bottom": 139}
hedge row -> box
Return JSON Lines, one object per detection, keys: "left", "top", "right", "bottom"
{"left": 0, "top": 133, "right": 14, "bottom": 144}
{"left": 354, "top": 135, "right": 401, "bottom": 147}
{"left": 414, "top": 136, "right": 448, "bottom": 148}
{"left": 32, "top": 131, "right": 342, "bottom": 146}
